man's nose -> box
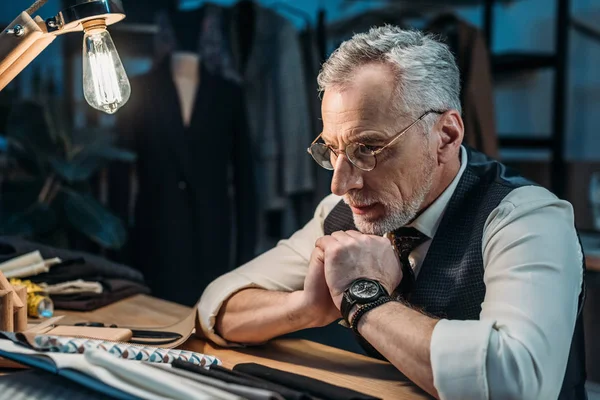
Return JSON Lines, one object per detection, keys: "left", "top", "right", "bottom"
{"left": 331, "top": 155, "right": 363, "bottom": 196}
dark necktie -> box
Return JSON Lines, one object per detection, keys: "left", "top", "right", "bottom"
{"left": 390, "top": 227, "right": 429, "bottom": 300}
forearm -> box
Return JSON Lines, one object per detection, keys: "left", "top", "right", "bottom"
{"left": 216, "top": 288, "right": 311, "bottom": 344}
{"left": 357, "top": 301, "right": 440, "bottom": 398}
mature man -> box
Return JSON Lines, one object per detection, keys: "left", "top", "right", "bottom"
{"left": 198, "top": 26, "right": 585, "bottom": 399}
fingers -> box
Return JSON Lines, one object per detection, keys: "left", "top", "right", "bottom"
{"left": 309, "top": 246, "right": 324, "bottom": 265}
{"left": 312, "top": 246, "right": 324, "bottom": 258}
{"left": 317, "top": 230, "right": 365, "bottom": 248}
{"left": 343, "top": 230, "right": 367, "bottom": 239}
{"left": 331, "top": 230, "right": 356, "bottom": 244}
{"left": 345, "top": 230, "right": 386, "bottom": 242}
{"left": 315, "top": 235, "right": 338, "bottom": 251}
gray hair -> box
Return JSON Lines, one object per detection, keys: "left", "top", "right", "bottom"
{"left": 317, "top": 26, "right": 462, "bottom": 128}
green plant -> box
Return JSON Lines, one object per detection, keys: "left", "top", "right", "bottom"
{"left": 0, "top": 100, "right": 136, "bottom": 250}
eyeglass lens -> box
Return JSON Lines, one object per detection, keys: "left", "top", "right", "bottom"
{"left": 309, "top": 143, "right": 376, "bottom": 171}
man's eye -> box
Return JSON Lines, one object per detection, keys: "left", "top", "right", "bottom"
{"left": 354, "top": 145, "right": 379, "bottom": 157}
{"left": 363, "top": 145, "right": 381, "bottom": 152}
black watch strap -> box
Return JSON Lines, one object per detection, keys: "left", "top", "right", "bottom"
{"left": 340, "top": 291, "right": 355, "bottom": 324}
{"left": 350, "top": 296, "right": 393, "bottom": 335}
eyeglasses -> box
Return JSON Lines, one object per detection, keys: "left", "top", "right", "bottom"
{"left": 307, "top": 110, "right": 444, "bottom": 172}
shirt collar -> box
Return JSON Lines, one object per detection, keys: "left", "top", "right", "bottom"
{"left": 408, "top": 146, "right": 468, "bottom": 239}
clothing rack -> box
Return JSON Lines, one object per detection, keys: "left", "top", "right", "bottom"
{"left": 483, "top": 0, "right": 570, "bottom": 198}
{"left": 268, "top": 2, "right": 328, "bottom": 62}
{"left": 270, "top": 2, "right": 312, "bottom": 27}
{"left": 572, "top": 17, "right": 600, "bottom": 44}
{"left": 342, "top": 0, "right": 514, "bottom": 4}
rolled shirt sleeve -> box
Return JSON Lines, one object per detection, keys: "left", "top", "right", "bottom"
{"left": 197, "top": 194, "right": 341, "bottom": 346}
{"left": 431, "top": 186, "right": 583, "bottom": 400}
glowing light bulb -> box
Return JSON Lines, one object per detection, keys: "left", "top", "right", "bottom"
{"left": 82, "top": 21, "right": 130, "bottom": 114}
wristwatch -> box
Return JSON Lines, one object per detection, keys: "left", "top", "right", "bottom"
{"left": 340, "top": 278, "right": 389, "bottom": 324}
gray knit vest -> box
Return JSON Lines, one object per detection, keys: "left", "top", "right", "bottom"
{"left": 323, "top": 147, "right": 586, "bottom": 399}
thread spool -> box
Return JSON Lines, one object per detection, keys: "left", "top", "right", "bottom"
{"left": 0, "top": 271, "right": 24, "bottom": 309}
{"left": 0, "top": 289, "right": 14, "bottom": 332}
{"left": 14, "top": 285, "right": 28, "bottom": 332}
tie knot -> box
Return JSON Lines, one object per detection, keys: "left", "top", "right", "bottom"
{"left": 391, "top": 227, "right": 429, "bottom": 260}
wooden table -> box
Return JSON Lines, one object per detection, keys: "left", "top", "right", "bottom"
{"left": 581, "top": 233, "right": 600, "bottom": 272}
{"left": 53, "top": 294, "right": 429, "bottom": 400}
{"left": 587, "top": 255, "right": 600, "bottom": 272}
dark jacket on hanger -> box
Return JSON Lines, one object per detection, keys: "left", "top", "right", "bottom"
{"left": 111, "top": 57, "right": 256, "bottom": 306}
{"left": 299, "top": 27, "right": 332, "bottom": 211}
{"left": 428, "top": 15, "right": 499, "bottom": 158}
{"left": 155, "top": 3, "right": 315, "bottom": 251}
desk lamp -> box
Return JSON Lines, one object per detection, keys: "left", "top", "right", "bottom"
{"left": 0, "top": 0, "right": 130, "bottom": 114}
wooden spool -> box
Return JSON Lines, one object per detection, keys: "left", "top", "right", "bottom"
{"left": 14, "top": 285, "right": 28, "bottom": 332}
{"left": 0, "top": 270, "right": 24, "bottom": 309}
{"left": 0, "top": 289, "right": 14, "bottom": 332}
{"left": 0, "top": 271, "right": 27, "bottom": 332}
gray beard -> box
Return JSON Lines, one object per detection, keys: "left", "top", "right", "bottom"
{"left": 351, "top": 194, "right": 424, "bottom": 236}
{"left": 346, "top": 167, "right": 435, "bottom": 236}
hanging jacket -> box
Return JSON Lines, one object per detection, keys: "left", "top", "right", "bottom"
{"left": 155, "top": 3, "right": 315, "bottom": 251}
{"left": 111, "top": 57, "right": 256, "bottom": 306}
{"left": 428, "top": 14, "right": 499, "bottom": 158}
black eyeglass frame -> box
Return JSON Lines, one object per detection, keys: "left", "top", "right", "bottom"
{"left": 307, "top": 109, "right": 446, "bottom": 172}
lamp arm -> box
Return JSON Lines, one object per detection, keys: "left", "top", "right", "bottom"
{"left": 0, "top": 12, "right": 55, "bottom": 91}
{"left": 27, "top": 0, "right": 51, "bottom": 16}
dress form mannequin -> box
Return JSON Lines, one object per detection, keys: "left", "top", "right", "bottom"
{"left": 171, "top": 52, "right": 200, "bottom": 127}
{"left": 168, "top": 7, "right": 203, "bottom": 127}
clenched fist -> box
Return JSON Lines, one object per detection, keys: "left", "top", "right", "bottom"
{"left": 315, "top": 230, "right": 402, "bottom": 309}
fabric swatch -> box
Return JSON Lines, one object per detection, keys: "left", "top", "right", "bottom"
{"left": 49, "top": 279, "right": 150, "bottom": 311}
{"left": 0, "top": 237, "right": 144, "bottom": 284}
{"left": 0, "top": 370, "right": 110, "bottom": 400}
{"left": 173, "top": 359, "right": 312, "bottom": 400}
{"left": 2, "top": 332, "right": 220, "bottom": 366}
{"left": 234, "top": 363, "right": 381, "bottom": 400}
{"left": 148, "top": 363, "right": 283, "bottom": 400}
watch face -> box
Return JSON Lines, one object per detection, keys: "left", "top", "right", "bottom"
{"left": 350, "top": 280, "right": 380, "bottom": 299}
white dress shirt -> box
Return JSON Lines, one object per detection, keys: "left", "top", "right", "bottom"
{"left": 198, "top": 146, "right": 583, "bottom": 400}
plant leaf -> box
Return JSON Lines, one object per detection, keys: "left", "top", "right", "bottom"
{"left": 0, "top": 179, "right": 45, "bottom": 214}
{"left": 0, "top": 203, "right": 58, "bottom": 237}
{"left": 5, "top": 101, "right": 59, "bottom": 175}
{"left": 92, "top": 146, "right": 137, "bottom": 162}
{"left": 49, "top": 157, "right": 101, "bottom": 183}
{"left": 0, "top": 135, "right": 7, "bottom": 152}
{"left": 55, "top": 128, "right": 135, "bottom": 179}
{"left": 62, "top": 190, "right": 127, "bottom": 249}
{"left": 70, "top": 128, "right": 135, "bottom": 162}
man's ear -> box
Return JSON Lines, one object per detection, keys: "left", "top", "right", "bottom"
{"left": 436, "top": 110, "right": 464, "bottom": 164}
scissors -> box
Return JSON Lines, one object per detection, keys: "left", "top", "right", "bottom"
{"left": 73, "top": 322, "right": 183, "bottom": 345}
